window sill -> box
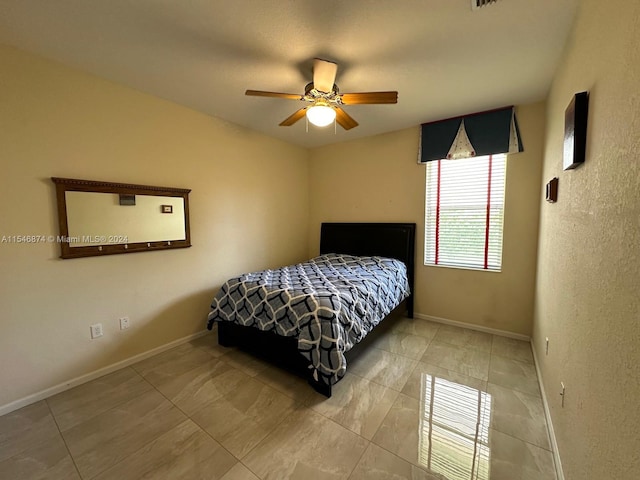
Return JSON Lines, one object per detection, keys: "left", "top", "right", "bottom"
{"left": 423, "top": 263, "right": 501, "bottom": 273}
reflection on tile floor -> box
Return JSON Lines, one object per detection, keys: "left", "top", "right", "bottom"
{"left": 0, "top": 319, "right": 555, "bottom": 479}
{"left": 418, "top": 374, "right": 492, "bottom": 479}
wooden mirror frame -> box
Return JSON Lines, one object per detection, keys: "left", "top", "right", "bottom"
{"left": 52, "top": 177, "right": 191, "bottom": 259}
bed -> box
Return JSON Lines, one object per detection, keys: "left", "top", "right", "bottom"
{"left": 206, "top": 222, "right": 416, "bottom": 397}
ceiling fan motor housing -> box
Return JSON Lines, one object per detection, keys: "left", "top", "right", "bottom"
{"left": 305, "top": 82, "right": 339, "bottom": 97}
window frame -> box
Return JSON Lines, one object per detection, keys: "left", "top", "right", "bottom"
{"left": 423, "top": 154, "right": 507, "bottom": 272}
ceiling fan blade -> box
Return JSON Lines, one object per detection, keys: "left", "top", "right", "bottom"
{"left": 279, "top": 107, "right": 308, "bottom": 126}
{"left": 245, "top": 90, "right": 303, "bottom": 100}
{"left": 313, "top": 58, "right": 338, "bottom": 93}
{"left": 340, "top": 91, "right": 398, "bottom": 105}
{"left": 335, "top": 107, "right": 359, "bottom": 130}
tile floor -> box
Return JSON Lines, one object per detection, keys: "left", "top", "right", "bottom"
{"left": 0, "top": 318, "right": 556, "bottom": 479}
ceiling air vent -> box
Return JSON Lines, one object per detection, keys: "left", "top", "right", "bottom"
{"left": 472, "top": 0, "right": 498, "bottom": 10}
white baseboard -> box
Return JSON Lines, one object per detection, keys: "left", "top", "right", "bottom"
{"left": 414, "top": 313, "right": 531, "bottom": 341}
{"left": 0, "top": 330, "right": 210, "bottom": 417}
{"left": 531, "top": 341, "right": 565, "bottom": 480}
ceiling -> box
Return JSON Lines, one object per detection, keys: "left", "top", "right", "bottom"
{"left": 0, "top": 0, "right": 579, "bottom": 148}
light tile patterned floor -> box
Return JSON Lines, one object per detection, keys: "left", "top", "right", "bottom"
{"left": 0, "top": 319, "right": 556, "bottom": 479}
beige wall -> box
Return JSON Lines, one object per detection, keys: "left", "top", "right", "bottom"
{"left": 533, "top": 1, "right": 640, "bottom": 478}
{"left": 0, "top": 45, "right": 309, "bottom": 408}
{"left": 308, "top": 102, "right": 545, "bottom": 336}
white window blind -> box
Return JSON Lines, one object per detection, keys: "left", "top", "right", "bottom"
{"left": 424, "top": 154, "right": 506, "bottom": 271}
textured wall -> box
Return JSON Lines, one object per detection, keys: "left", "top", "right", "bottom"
{"left": 0, "top": 45, "right": 309, "bottom": 408}
{"left": 308, "top": 102, "right": 545, "bottom": 336}
{"left": 533, "top": 1, "right": 640, "bottom": 478}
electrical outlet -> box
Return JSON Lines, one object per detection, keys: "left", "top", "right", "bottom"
{"left": 545, "top": 337, "right": 549, "bottom": 355}
{"left": 90, "top": 323, "right": 103, "bottom": 339}
{"left": 119, "top": 317, "right": 130, "bottom": 330}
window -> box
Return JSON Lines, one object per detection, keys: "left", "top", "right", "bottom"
{"left": 424, "top": 154, "right": 506, "bottom": 271}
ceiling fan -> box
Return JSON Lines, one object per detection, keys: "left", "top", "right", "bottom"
{"left": 245, "top": 58, "right": 398, "bottom": 130}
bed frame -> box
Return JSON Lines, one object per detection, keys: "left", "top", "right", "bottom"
{"left": 217, "top": 222, "right": 416, "bottom": 397}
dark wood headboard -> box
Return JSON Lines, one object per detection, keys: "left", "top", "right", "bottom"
{"left": 319, "top": 222, "right": 416, "bottom": 318}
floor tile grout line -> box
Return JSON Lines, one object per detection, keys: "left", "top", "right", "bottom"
{"left": 367, "top": 437, "right": 444, "bottom": 476}
{"left": 128, "top": 343, "right": 202, "bottom": 378}
{"left": 487, "top": 345, "right": 555, "bottom": 453}
{"left": 416, "top": 359, "right": 489, "bottom": 384}
{"left": 488, "top": 352, "right": 542, "bottom": 397}
{"left": 43, "top": 398, "right": 84, "bottom": 480}
{"left": 47, "top": 367, "right": 154, "bottom": 434}
{"left": 318, "top": 386, "right": 395, "bottom": 447}
{"left": 62, "top": 350, "right": 217, "bottom": 480}
{"left": 172, "top": 352, "right": 314, "bottom": 463}
{"left": 134, "top": 341, "right": 312, "bottom": 470}
{"left": 243, "top": 359, "right": 407, "bottom": 441}
{"left": 79, "top": 375, "right": 239, "bottom": 480}
{"left": 490, "top": 341, "right": 535, "bottom": 364}
{"left": 487, "top": 381, "right": 542, "bottom": 398}
{"left": 490, "top": 351, "right": 536, "bottom": 365}
{"left": 371, "top": 334, "right": 436, "bottom": 361}
{"left": 249, "top": 366, "right": 314, "bottom": 404}
{"left": 486, "top": 380, "right": 547, "bottom": 402}
{"left": 233, "top": 399, "right": 313, "bottom": 463}
{"left": 419, "top": 361, "right": 490, "bottom": 385}
{"left": 165, "top": 407, "right": 245, "bottom": 474}
{"left": 79, "top": 422, "right": 185, "bottom": 480}
{"left": 305, "top": 385, "right": 401, "bottom": 443}
{"left": 490, "top": 427, "right": 554, "bottom": 453}
{"left": 134, "top": 358, "right": 243, "bottom": 465}
{"left": 345, "top": 360, "right": 414, "bottom": 393}
{"left": 235, "top": 459, "right": 264, "bottom": 480}
{"left": 234, "top": 391, "right": 377, "bottom": 471}
{"left": 428, "top": 338, "right": 494, "bottom": 354}
{"left": 487, "top": 380, "right": 553, "bottom": 452}
{"left": 80, "top": 397, "right": 190, "bottom": 480}
{"left": 345, "top": 439, "right": 371, "bottom": 480}
{"left": 9, "top": 346, "right": 223, "bottom": 479}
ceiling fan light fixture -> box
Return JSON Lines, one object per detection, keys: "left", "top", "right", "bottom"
{"left": 306, "top": 102, "right": 336, "bottom": 127}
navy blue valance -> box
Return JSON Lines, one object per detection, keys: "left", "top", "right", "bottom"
{"left": 419, "top": 106, "right": 524, "bottom": 163}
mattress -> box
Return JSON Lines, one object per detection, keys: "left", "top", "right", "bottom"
{"left": 207, "top": 253, "right": 410, "bottom": 386}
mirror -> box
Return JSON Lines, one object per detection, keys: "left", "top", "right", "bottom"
{"left": 52, "top": 177, "right": 191, "bottom": 259}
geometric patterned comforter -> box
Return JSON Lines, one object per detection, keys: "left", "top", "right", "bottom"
{"left": 207, "top": 254, "right": 410, "bottom": 387}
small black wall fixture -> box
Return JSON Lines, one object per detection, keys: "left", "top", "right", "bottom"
{"left": 563, "top": 91, "right": 589, "bottom": 170}
{"left": 546, "top": 177, "right": 559, "bottom": 203}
